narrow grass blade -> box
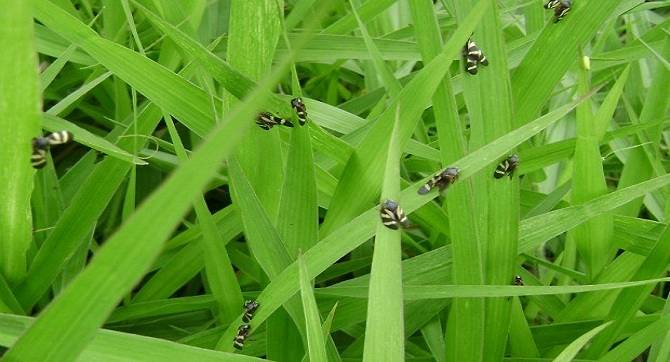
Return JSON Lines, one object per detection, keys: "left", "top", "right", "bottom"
{"left": 316, "top": 277, "right": 670, "bottom": 299}
{"left": 0, "top": 276, "right": 23, "bottom": 314}
{"left": 0, "top": 0, "right": 42, "bottom": 286}
{"left": 298, "top": 254, "right": 328, "bottom": 362}
{"left": 164, "top": 113, "right": 243, "bottom": 324}
{"left": 552, "top": 321, "right": 612, "bottom": 362}
{"left": 40, "top": 44, "right": 77, "bottom": 92}
{"left": 363, "top": 108, "right": 404, "bottom": 362}
{"left": 570, "top": 57, "right": 611, "bottom": 277}
{"left": 45, "top": 70, "right": 112, "bottom": 116}
{"left": 0, "top": 313, "right": 265, "bottom": 362}
{"left": 42, "top": 114, "right": 147, "bottom": 165}
{"left": 599, "top": 314, "right": 670, "bottom": 362}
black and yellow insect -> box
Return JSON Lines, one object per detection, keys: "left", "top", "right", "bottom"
{"left": 256, "top": 112, "right": 294, "bottom": 130}
{"left": 233, "top": 324, "right": 251, "bottom": 350}
{"left": 463, "top": 38, "right": 489, "bottom": 75}
{"left": 494, "top": 154, "right": 519, "bottom": 179}
{"left": 290, "top": 97, "right": 307, "bottom": 126}
{"left": 544, "top": 0, "right": 571, "bottom": 22}
{"left": 242, "top": 300, "right": 259, "bottom": 323}
{"left": 379, "top": 199, "right": 411, "bottom": 230}
{"left": 418, "top": 167, "right": 460, "bottom": 195}
{"left": 31, "top": 130, "right": 74, "bottom": 169}
{"left": 513, "top": 275, "right": 524, "bottom": 286}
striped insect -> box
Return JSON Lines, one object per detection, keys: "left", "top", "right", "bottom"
{"left": 290, "top": 97, "right": 308, "bottom": 126}
{"left": 544, "top": 0, "right": 571, "bottom": 22}
{"left": 494, "top": 154, "right": 519, "bottom": 179}
{"left": 31, "top": 130, "right": 74, "bottom": 169}
{"left": 233, "top": 324, "right": 251, "bottom": 350}
{"left": 379, "top": 199, "right": 411, "bottom": 230}
{"left": 418, "top": 167, "right": 460, "bottom": 195}
{"left": 256, "top": 112, "right": 294, "bottom": 130}
{"left": 242, "top": 300, "right": 259, "bottom": 323}
{"left": 463, "top": 38, "right": 489, "bottom": 75}
{"left": 513, "top": 275, "right": 524, "bottom": 286}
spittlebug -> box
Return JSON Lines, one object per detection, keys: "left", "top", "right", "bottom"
{"left": 233, "top": 324, "right": 251, "bottom": 350}
{"left": 494, "top": 154, "right": 519, "bottom": 179}
{"left": 256, "top": 112, "right": 294, "bottom": 130}
{"left": 463, "top": 38, "right": 489, "bottom": 75}
{"left": 418, "top": 167, "right": 460, "bottom": 195}
{"left": 379, "top": 199, "right": 411, "bottom": 230}
{"left": 513, "top": 275, "right": 524, "bottom": 286}
{"left": 242, "top": 300, "right": 259, "bottom": 323}
{"left": 290, "top": 97, "right": 307, "bottom": 126}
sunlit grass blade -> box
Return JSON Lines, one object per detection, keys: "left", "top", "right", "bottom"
{"left": 0, "top": 0, "right": 42, "bottom": 286}
{"left": 363, "top": 108, "right": 404, "bottom": 361}
{"left": 552, "top": 321, "right": 612, "bottom": 362}
{"left": 570, "top": 56, "right": 612, "bottom": 278}
{"left": 42, "top": 114, "right": 147, "bottom": 165}
{"left": 599, "top": 314, "right": 670, "bottom": 362}
{"left": 298, "top": 254, "right": 328, "bottom": 362}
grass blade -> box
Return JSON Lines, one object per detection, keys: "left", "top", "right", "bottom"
{"left": 363, "top": 108, "right": 404, "bottom": 361}
{"left": 0, "top": 0, "right": 41, "bottom": 286}
{"left": 298, "top": 254, "right": 328, "bottom": 362}
{"left": 551, "top": 322, "right": 612, "bottom": 362}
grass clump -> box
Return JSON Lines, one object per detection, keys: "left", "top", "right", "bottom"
{"left": 1, "top": 1, "right": 669, "bottom": 361}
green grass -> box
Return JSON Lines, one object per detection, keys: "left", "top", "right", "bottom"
{"left": 1, "top": 0, "right": 669, "bottom": 361}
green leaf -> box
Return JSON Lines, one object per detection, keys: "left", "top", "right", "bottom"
{"left": 551, "top": 321, "right": 612, "bottom": 362}
{"left": 42, "top": 114, "right": 147, "bottom": 165}
{"left": 298, "top": 254, "right": 328, "bottom": 362}
{"left": 0, "top": 313, "right": 266, "bottom": 362}
{"left": 363, "top": 108, "right": 404, "bottom": 361}
{"left": 0, "top": 0, "right": 42, "bottom": 285}
{"left": 315, "top": 277, "right": 670, "bottom": 299}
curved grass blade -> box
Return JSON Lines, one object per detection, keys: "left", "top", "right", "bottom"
{"left": 551, "top": 321, "right": 612, "bottom": 362}
{"left": 42, "top": 114, "right": 147, "bottom": 165}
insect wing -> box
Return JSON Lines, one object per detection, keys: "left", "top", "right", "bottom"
{"left": 47, "top": 130, "right": 73, "bottom": 146}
